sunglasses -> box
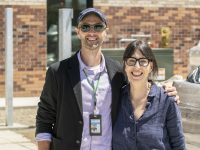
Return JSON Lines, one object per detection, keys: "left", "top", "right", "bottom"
{"left": 125, "top": 57, "right": 151, "bottom": 67}
{"left": 79, "top": 23, "right": 106, "bottom": 32}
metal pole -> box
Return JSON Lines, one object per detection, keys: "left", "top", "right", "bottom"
{"left": 59, "top": 8, "right": 73, "bottom": 61}
{"left": 5, "top": 8, "right": 13, "bottom": 126}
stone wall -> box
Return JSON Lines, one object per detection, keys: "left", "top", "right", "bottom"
{"left": 94, "top": 3, "right": 200, "bottom": 78}
{"left": 0, "top": 4, "right": 46, "bottom": 97}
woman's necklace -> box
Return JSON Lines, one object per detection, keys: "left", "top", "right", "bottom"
{"left": 147, "top": 82, "right": 151, "bottom": 95}
{"left": 132, "top": 82, "right": 152, "bottom": 120}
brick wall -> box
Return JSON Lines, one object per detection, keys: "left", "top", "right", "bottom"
{"left": 0, "top": 0, "right": 45, "bottom": 5}
{"left": 0, "top": 4, "right": 46, "bottom": 97}
{"left": 94, "top": 4, "right": 200, "bottom": 78}
{"left": 95, "top": 0, "right": 200, "bottom": 7}
{"left": 0, "top": 1, "right": 199, "bottom": 96}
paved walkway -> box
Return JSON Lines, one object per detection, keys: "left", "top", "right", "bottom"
{"left": 0, "top": 130, "right": 37, "bottom": 150}
{"left": 0, "top": 97, "right": 38, "bottom": 149}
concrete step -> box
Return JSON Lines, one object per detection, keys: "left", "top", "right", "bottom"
{"left": 185, "top": 132, "right": 200, "bottom": 149}
{"left": 180, "top": 106, "right": 200, "bottom": 120}
{"left": 0, "top": 97, "right": 39, "bottom": 109}
{"left": 182, "top": 118, "right": 200, "bottom": 134}
{"left": 186, "top": 144, "right": 200, "bottom": 150}
{"left": 180, "top": 106, "right": 200, "bottom": 134}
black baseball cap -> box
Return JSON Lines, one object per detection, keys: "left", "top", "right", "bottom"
{"left": 77, "top": 8, "right": 107, "bottom": 26}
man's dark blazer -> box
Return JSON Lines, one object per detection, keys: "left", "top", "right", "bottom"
{"left": 36, "top": 52, "right": 125, "bottom": 150}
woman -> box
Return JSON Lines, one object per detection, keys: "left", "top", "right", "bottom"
{"left": 113, "top": 40, "right": 186, "bottom": 150}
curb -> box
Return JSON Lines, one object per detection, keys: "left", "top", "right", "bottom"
{"left": 0, "top": 123, "right": 35, "bottom": 131}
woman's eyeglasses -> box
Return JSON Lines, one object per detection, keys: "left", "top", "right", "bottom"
{"left": 79, "top": 23, "right": 106, "bottom": 32}
{"left": 125, "top": 57, "right": 151, "bottom": 67}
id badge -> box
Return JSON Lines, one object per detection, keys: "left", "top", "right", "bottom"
{"left": 89, "top": 114, "right": 102, "bottom": 136}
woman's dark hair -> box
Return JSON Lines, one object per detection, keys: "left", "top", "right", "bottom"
{"left": 123, "top": 40, "right": 158, "bottom": 78}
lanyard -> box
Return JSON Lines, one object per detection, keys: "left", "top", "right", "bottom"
{"left": 83, "top": 69, "right": 102, "bottom": 111}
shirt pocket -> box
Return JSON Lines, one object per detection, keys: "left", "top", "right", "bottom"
{"left": 137, "top": 124, "right": 166, "bottom": 149}
{"left": 138, "top": 124, "right": 164, "bottom": 142}
{"left": 143, "top": 109, "right": 164, "bottom": 125}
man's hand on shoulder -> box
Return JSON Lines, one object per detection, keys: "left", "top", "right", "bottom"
{"left": 163, "top": 83, "right": 180, "bottom": 104}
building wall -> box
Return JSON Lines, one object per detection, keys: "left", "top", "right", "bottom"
{"left": 95, "top": 0, "right": 200, "bottom": 7}
{"left": 94, "top": 2, "right": 200, "bottom": 78}
{"left": 0, "top": 0, "right": 199, "bottom": 96}
{"left": 0, "top": 0, "right": 45, "bottom": 5}
{"left": 0, "top": 2, "right": 46, "bottom": 97}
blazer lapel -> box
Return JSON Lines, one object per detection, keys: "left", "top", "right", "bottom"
{"left": 105, "top": 58, "right": 117, "bottom": 81}
{"left": 66, "top": 53, "right": 83, "bottom": 115}
{"left": 105, "top": 57, "right": 124, "bottom": 125}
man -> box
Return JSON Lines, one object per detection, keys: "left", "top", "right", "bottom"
{"left": 36, "top": 8, "right": 178, "bottom": 150}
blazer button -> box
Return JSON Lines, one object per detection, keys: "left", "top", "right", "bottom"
{"left": 76, "top": 140, "right": 80, "bottom": 144}
{"left": 78, "top": 121, "right": 83, "bottom": 125}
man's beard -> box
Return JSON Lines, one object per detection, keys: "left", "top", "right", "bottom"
{"left": 84, "top": 40, "right": 102, "bottom": 50}
{"left": 91, "top": 43, "right": 99, "bottom": 49}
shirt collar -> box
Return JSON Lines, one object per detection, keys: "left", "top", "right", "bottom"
{"left": 122, "top": 83, "right": 157, "bottom": 101}
{"left": 122, "top": 83, "right": 158, "bottom": 116}
{"left": 77, "top": 51, "right": 107, "bottom": 73}
{"left": 148, "top": 83, "right": 157, "bottom": 97}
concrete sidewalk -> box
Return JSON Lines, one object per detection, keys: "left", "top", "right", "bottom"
{"left": 0, "top": 98, "right": 38, "bottom": 149}
{"left": 0, "top": 130, "right": 37, "bottom": 150}
{"left": 0, "top": 97, "right": 39, "bottom": 108}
